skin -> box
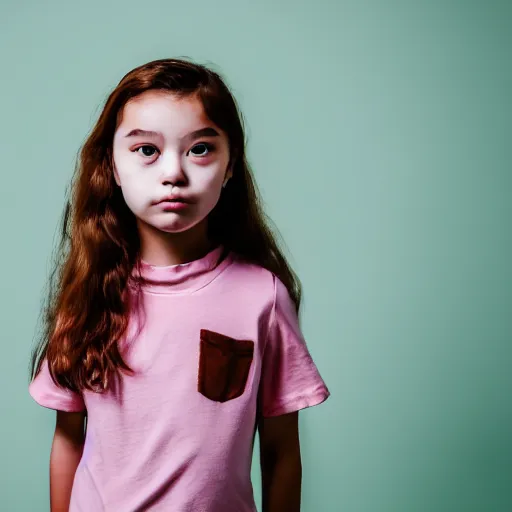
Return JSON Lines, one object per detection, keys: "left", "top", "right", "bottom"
{"left": 50, "top": 410, "right": 86, "bottom": 511}
{"left": 258, "top": 411, "right": 302, "bottom": 511}
{"left": 112, "top": 89, "right": 233, "bottom": 266}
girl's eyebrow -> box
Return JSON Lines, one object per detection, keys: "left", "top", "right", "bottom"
{"left": 123, "top": 127, "right": 220, "bottom": 143}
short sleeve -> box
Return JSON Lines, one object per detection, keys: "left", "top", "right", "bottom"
{"left": 258, "top": 275, "right": 331, "bottom": 418}
{"left": 29, "top": 357, "right": 86, "bottom": 412}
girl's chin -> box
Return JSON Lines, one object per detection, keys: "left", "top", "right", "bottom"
{"left": 151, "top": 216, "right": 206, "bottom": 234}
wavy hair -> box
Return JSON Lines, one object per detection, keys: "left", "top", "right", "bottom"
{"left": 29, "top": 57, "right": 302, "bottom": 394}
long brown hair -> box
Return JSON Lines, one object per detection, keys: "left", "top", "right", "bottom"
{"left": 29, "top": 57, "right": 302, "bottom": 394}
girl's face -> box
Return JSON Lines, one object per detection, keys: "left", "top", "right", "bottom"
{"left": 112, "top": 90, "right": 232, "bottom": 242}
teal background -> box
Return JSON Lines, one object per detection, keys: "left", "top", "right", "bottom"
{"left": 1, "top": 0, "right": 511, "bottom": 510}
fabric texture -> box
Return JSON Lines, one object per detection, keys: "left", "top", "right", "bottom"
{"left": 29, "top": 245, "right": 330, "bottom": 511}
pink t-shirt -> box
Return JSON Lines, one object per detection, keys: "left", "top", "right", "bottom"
{"left": 29, "top": 245, "right": 330, "bottom": 511}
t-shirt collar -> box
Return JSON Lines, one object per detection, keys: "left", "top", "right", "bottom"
{"left": 129, "top": 244, "right": 232, "bottom": 293}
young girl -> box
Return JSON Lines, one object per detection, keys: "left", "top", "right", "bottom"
{"left": 29, "top": 57, "right": 330, "bottom": 512}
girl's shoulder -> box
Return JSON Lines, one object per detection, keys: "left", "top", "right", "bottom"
{"left": 228, "top": 252, "right": 279, "bottom": 290}
{"left": 225, "top": 252, "right": 292, "bottom": 310}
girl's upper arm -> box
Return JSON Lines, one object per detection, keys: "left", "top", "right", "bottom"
{"left": 55, "top": 410, "right": 87, "bottom": 445}
{"left": 258, "top": 411, "right": 300, "bottom": 458}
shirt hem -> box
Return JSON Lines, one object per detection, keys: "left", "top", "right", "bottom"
{"left": 262, "top": 387, "right": 331, "bottom": 417}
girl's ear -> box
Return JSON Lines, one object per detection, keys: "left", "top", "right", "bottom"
{"left": 113, "top": 166, "right": 121, "bottom": 187}
{"left": 223, "top": 164, "right": 233, "bottom": 188}
{"left": 224, "top": 151, "right": 237, "bottom": 183}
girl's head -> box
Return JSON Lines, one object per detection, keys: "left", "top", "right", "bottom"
{"left": 103, "top": 59, "right": 250, "bottom": 253}
{"left": 30, "top": 58, "right": 301, "bottom": 392}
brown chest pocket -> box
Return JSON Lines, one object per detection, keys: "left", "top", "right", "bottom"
{"left": 198, "top": 329, "right": 254, "bottom": 403}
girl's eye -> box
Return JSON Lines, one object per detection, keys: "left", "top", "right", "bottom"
{"left": 134, "top": 145, "right": 158, "bottom": 158}
{"left": 189, "top": 142, "right": 215, "bottom": 157}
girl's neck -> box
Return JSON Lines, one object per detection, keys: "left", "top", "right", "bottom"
{"left": 137, "top": 218, "right": 215, "bottom": 267}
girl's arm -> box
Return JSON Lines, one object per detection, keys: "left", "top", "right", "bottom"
{"left": 258, "top": 411, "right": 302, "bottom": 512}
{"left": 50, "top": 410, "right": 86, "bottom": 512}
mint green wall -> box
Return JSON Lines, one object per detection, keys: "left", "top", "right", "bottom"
{"left": 1, "top": 1, "right": 510, "bottom": 510}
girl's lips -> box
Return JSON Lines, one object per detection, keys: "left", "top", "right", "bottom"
{"left": 159, "top": 201, "right": 189, "bottom": 211}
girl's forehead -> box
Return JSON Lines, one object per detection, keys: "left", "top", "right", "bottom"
{"left": 115, "top": 91, "right": 224, "bottom": 140}
{"left": 121, "top": 93, "right": 203, "bottom": 124}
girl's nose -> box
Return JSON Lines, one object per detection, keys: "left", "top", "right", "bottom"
{"left": 160, "top": 154, "right": 186, "bottom": 185}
